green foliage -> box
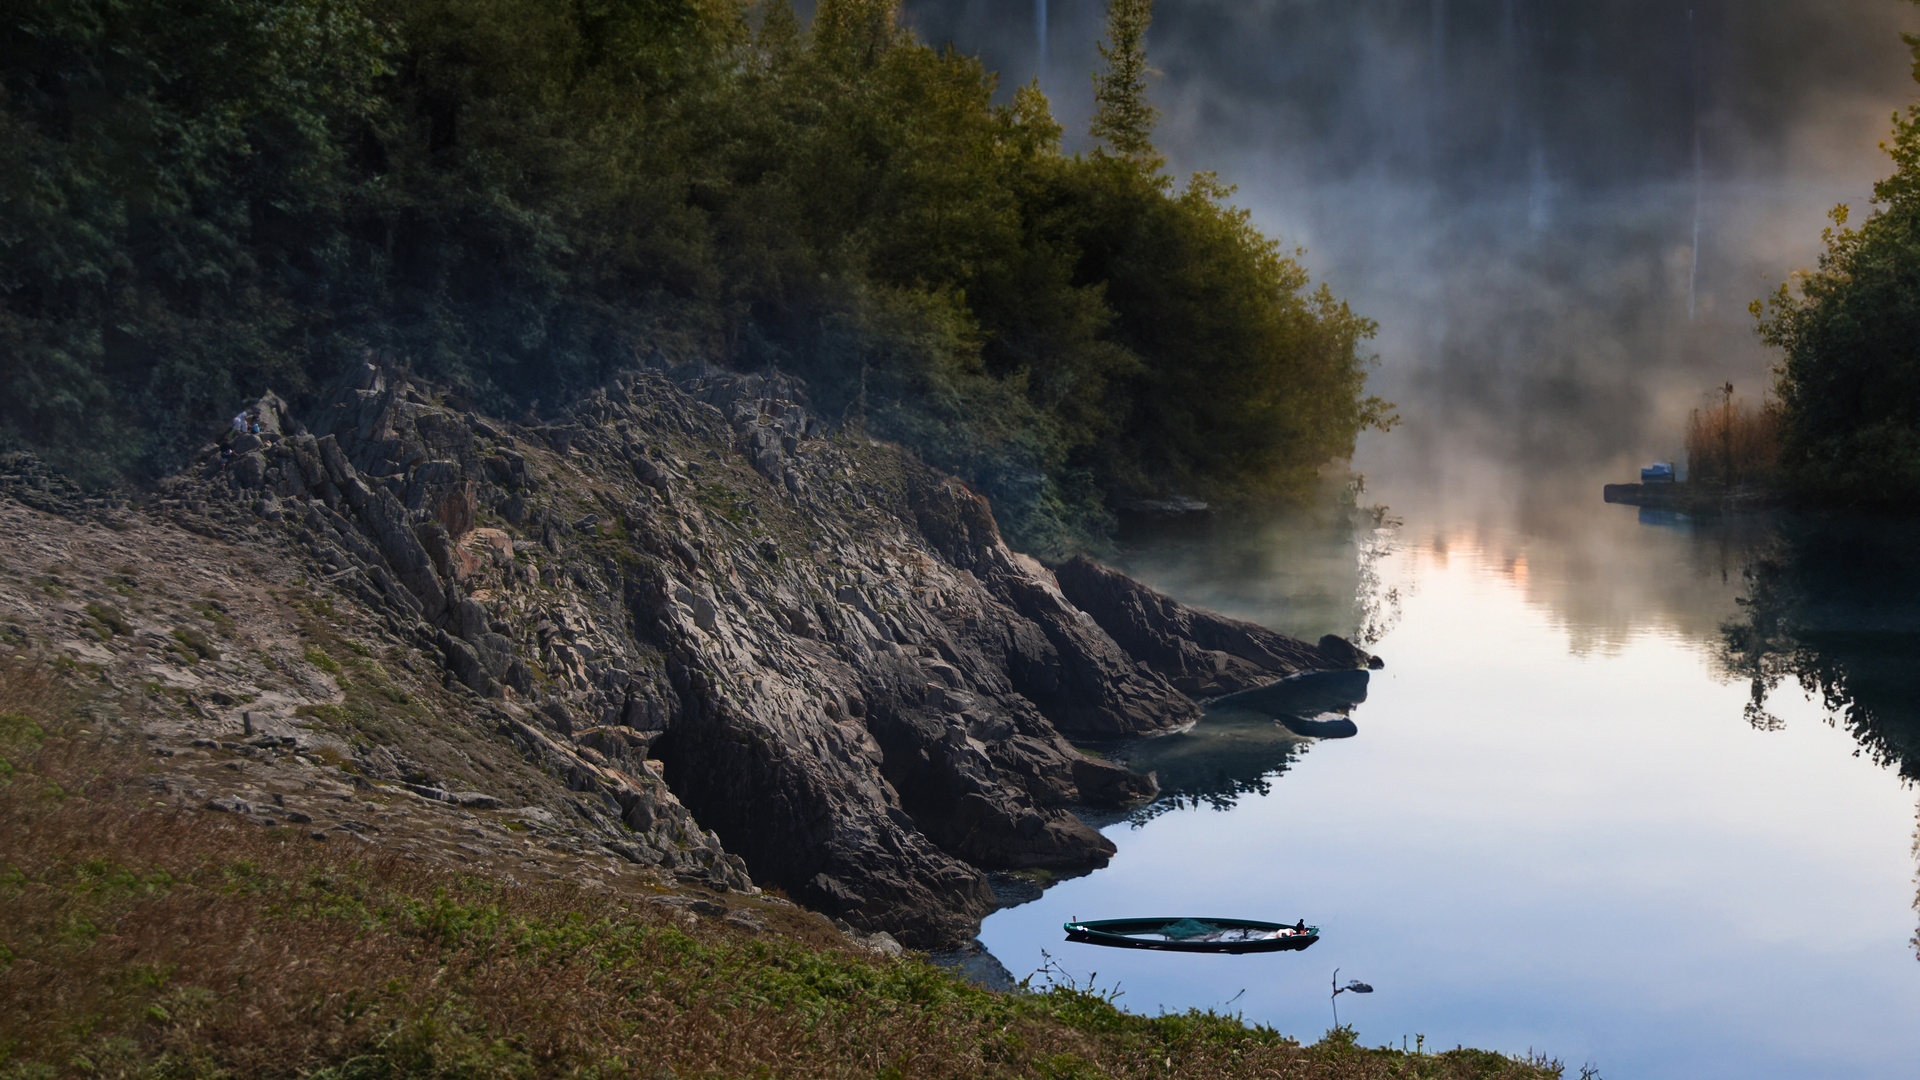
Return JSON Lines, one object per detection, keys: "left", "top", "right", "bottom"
{"left": 170, "top": 627, "right": 218, "bottom": 662}
{"left": 1091, "top": 0, "right": 1160, "bottom": 168}
{"left": 2, "top": 0, "right": 1388, "bottom": 549}
{"left": 1053, "top": 166, "right": 1389, "bottom": 504}
{"left": 84, "top": 605, "right": 131, "bottom": 637}
{"left": 1755, "top": 6, "right": 1920, "bottom": 505}
{"left": 0, "top": 711, "right": 46, "bottom": 749}
{"left": 0, "top": 0, "right": 391, "bottom": 483}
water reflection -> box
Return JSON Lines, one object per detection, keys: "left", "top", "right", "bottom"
{"left": 1120, "top": 483, "right": 1920, "bottom": 793}
{"left": 1100, "top": 671, "right": 1372, "bottom": 827}
{"left": 1360, "top": 476, "right": 1782, "bottom": 657}
{"left": 1638, "top": 506, "right": 1691, "bottom": 530}
{"left": 1103, "top": 709, "right": 1308, "bottom": 825}
{"left": 1278, "top": 715, "right": 1360, "bottom": 740}
{"left": 1719, "top": 516, "right": 1920, "bottom": 779}
{"left": 1114, "top": 496, "right": 1401, "bottom": 649}
{"left": 1463, "top": 494, "right": 1920, "bottom": 784}
{"left": 983, "top": 502, "right": 1920, "bottom": 1078}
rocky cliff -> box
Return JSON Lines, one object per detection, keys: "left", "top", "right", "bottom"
{"left": 0, "top": 362, "right": 1372, "bottom": 948}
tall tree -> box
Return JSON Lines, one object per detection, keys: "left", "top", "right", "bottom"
{"left": 1090, "top": 0, "right": 1159, "bottom": 168}
{"left": 1754, "top": 9, "right": 1920, "bottom": 504}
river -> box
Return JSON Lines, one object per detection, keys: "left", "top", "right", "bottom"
{"left": 977, "top": 493, "right": 1920, "bottom": 1078}
{"left": 892, "top": 2, "right": 1920, "bottom": 1074}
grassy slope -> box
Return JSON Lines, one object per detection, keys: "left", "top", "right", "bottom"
{"left": 0, "top": 659, "right": 1559, "bottom": 1080}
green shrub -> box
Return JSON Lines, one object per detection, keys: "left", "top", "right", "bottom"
{"left": 171, "top": 628, "right": 219, "bottom": 663}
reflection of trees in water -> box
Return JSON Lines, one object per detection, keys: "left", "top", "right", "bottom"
{"left": 1714, "top": 515, "right": 1920, "bottom": 961}
{"left": 1113, "top": 490, "right": 1402, "bottom": 650}
{"left": 1097, "top": 498, "right": 1389, "bottom": 827}
{"left": 1351, "top": 502, "right": 1403, "bottom": 647}
{"left": 1720, "top": 517, "right": 1920, "bottom": 780}
{"left": 1122, "top": 755, "right": 1300, "bottom": 828}
{"left": 1104, "top": 706, "right": 1333, "bottom": 828}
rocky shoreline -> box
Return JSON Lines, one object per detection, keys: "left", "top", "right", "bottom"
{"left": 0, "top": 363, "right": 1373, "bottom": 948}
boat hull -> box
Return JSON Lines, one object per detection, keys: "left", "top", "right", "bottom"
{"left": 1064, "top": 918, "right": 1319, "bottom": 955}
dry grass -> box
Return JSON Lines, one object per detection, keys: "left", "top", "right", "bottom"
{"left": 0, "top": 656, "right": 1560, "bottom": 1080}
{"left": 1685, "top": 387, "right": 1780, "bottom": 487}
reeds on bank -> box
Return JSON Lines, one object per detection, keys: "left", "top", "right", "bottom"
{"left": 1685, "top": 384, "right": 1781, "bottom": 487}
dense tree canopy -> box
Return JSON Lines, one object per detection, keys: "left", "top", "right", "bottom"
{"left": 1, "top": 0, "right": 1388, "bottom": 549}
{"left": 1756, "top": 6, "right": 1920, "bottom": 505}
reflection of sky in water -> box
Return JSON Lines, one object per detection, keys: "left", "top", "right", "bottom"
{"left": 916, "top": 4, "right": 1920, "bottom": 1071}
{"left": 980, "top": 521, "right": 1920, "bottom": 1080}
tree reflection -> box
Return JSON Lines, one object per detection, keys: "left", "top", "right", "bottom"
{"left": 1720, "top": 517, "right": 1920, "bottom": 780}
{"left": 1714, "top": 517, "right": 1920, "bottom": 960}
{"left": 1109, "top": 709, "right": 1311, "bottom": 827}
{"left": 1097, "top": 672, "right": 1370, "bottom": 827}
{"left": 1111, "top": 487, "right": 1403, "bottom": 653}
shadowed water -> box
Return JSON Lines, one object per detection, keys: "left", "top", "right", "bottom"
{"left": 1074, "top": 669, "right": 1369, "bottom": 830}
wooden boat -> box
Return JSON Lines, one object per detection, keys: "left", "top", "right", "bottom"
{"left": 1063, "top": 917, "right": 1319, "bottom": 954}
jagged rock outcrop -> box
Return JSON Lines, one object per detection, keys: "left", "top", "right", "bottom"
{"left": 0, "top": 466, "right": 753, "bottom": 903}
{"left": 25, "top": 360, "right": 1372, "bottom": 948}
{"left": 1052, "top": 557, "right": 1378, "bottom": 699}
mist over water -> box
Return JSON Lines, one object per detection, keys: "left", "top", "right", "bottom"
{"left": 895, "top": 5, "right": 1920, "bottom": 1073}
{"left": 897, "top": 0, "right": 1920, "bottom": 510}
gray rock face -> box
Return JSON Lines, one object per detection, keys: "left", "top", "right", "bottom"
{"left": 1051, "top": 556, "right": 1375, "bottom": 698}
{"left": 135, "top": 364, "right": 1367, "bottom": 948}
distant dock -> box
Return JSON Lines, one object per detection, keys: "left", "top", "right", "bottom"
{"left": 1602, "top": 482, "right": 1783, "bottom": 514}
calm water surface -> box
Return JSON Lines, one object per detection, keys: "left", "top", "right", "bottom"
{"left": 978, "top": 495, "right": 1920, "bottom": 1079}
{"left": 900, "top": 4, "right": 1920, "bottom": 1071}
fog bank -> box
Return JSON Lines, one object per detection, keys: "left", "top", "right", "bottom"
{"left": 894, "top": 0, "right": 1920, "bottom": 513}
